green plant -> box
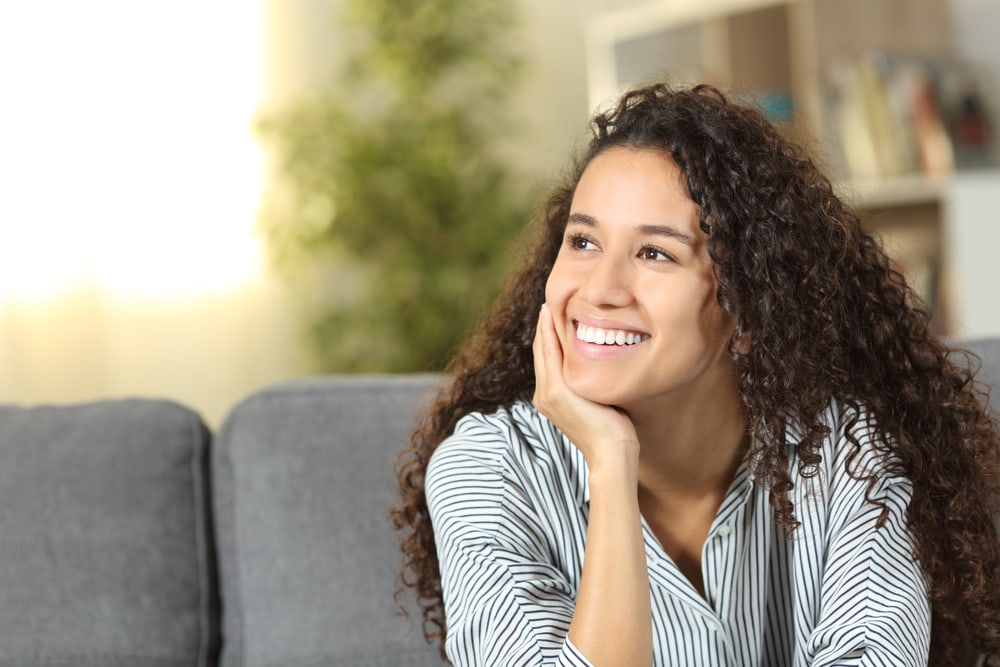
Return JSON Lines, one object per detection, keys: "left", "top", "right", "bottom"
{"left": 258, "top": 0, "right": 536, "bottom": 372}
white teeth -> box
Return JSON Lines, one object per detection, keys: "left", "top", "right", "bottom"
{"left": 575, "top": 323, "right": 648, "bottom": 346}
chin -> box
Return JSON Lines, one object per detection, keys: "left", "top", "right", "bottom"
{"left": 563, "top": 372, "right": 628, "bottom": 408}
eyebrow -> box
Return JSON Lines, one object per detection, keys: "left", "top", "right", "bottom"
{"left": 567, "top": 212, "right": 696, "bottom": 246}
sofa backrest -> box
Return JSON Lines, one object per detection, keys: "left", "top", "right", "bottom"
{"left": 213, "top": 374, "right": 446, "bottom": 667}
{"left": 962, "top": 337, "right": 1000, "bottom": 405}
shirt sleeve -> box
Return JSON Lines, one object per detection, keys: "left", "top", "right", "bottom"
{"left": 426, "top": 415, "right": 594, "bottom": 667}
{"left": 803, "top": 444, "right": 931, "bottom": 666}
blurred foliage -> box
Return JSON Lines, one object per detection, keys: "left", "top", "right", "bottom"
{"left": 257, "top": 0, "right": 537, "bottom": 372}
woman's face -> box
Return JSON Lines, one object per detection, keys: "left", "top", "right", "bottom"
{"left": 543, "top": 147, "right": 739, "bottom": 413}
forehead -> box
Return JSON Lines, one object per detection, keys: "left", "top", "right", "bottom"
{"left": 570, "top": 147, "right": 700, "bottom": 233}
{"left": 576, "top": 147, "right": 690, "bottom": 197}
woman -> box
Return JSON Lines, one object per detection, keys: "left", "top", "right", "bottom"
{"left": 393, "top": 82, "right": 1000, "bottom": 666}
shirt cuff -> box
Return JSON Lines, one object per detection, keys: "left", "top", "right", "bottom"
{"left": 560, "top": 637, "right": 596, "bottom": 667}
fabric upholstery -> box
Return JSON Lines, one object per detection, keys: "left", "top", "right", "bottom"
{"left": 0, "top": 399, "right": 219, "bottom": 666}
{"left": 213, "top": 375, "right": 446, "bottom": 667}
{"left": 961, "top": 337, "right": 1000, "bottom": 406}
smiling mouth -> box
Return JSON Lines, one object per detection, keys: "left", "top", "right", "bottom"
{"left": 575, "top": 322, "right": 650, "bottom": 346}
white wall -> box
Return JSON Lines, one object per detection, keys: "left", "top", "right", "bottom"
{"left": 510, "top": 0, "right": 652, "bottom": 175}
{"left": 0, "top": 2, "right": 309, "bottom": 428}
{"left": 946, "top": 169, "right": 1000, "bottom": 340}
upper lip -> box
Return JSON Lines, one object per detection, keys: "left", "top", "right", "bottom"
{"left": 571, "top": 315, "right": 649, "bottom": 336}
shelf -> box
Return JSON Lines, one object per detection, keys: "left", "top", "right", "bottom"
{"left": 585, "top": 0, "right": 794, "bottom": 40}
{"left": 836, "top": 174, "right": 951, "bottom": 210}
{"left": 585, "top": 0, "right": 799, "bottom": 112}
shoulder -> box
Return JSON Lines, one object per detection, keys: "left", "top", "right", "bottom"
{"left": 426, "top": 400, "right": 572, "bottom": 499}
{"left": 429, "top": 400, "right": 558, "bottom": 462}
{"left": 823, "top": 400, "right": 905, "bottom": 483}
{"left": 788, "top": 400, "right": 913, "bottom": 508}
{"left": 425, "top": 401, "right": 587, "bottom": 547}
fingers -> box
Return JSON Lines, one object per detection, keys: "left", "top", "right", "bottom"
{"left": 533, "top": 303, "right": 565, "bottom": 403}
{"left": 532, "top": 303, "right": 546, "bottom": 384}
{"left": 532, "top": 303, "right": 550, "bottom": 407}
{"left": 535, "top": 303, "right": 563, "bottom": 376}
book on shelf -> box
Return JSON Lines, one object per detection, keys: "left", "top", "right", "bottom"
{"left": 931, "top": 59, "right": 997, "bottom": 169}
{"left": 823, "top": 52, "right": 997, "bottom": 184}
{"left": 825, "top": 57, "right": 882, "bottom": 180}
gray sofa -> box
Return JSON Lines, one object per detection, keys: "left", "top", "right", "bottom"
{"left": 0, "top": 339, "right": 997, "bottom": 667}
{"left": 0, "top": 374, "right": 446, "bottom": 667}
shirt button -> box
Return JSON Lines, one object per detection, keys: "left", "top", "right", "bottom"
{"left": 716, "top": 524, "right": 732, "bottom": 538}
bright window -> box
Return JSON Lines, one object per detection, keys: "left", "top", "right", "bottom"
{"left": 0, "top": 1, "right": 265, "bottom": 300}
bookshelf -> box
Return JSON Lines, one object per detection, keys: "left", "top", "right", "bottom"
{"left": 585, "top": 0, "right": 999, "bottom": 336}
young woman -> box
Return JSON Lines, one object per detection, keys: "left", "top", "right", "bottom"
{"left": 393, "top": 82, "right": 1000, "bottom": 666}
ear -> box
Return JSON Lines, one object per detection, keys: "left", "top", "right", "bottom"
{"left": 728, "top": 322, "right": 750, "bottom": 357}
{"left": 732, "top": 334, "right": 750, "bottom": 356}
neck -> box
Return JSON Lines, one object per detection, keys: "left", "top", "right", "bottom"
{"left": 627, "top": 383, "right": 748, "bottom": 499}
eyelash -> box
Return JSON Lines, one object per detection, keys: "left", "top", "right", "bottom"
{"left": 567, "top": 233, "right": 594, "bottom": 251}
{"left": 565, "top": 233, "right": 676, "bottom": 263}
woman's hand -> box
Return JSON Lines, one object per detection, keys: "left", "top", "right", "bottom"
{"left": 533, "top": 303, "right": 653, "bottom": 666}
{"left": 532, "top": 303, "right": 641, "bottom": 471}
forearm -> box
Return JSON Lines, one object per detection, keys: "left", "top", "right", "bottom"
{"left": 569, "top": 456, "right": 653, "bottom": 667}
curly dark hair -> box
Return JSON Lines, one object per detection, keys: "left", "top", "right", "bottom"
{"left": 392, "top": 82, "right": 1000, "bottom": 665}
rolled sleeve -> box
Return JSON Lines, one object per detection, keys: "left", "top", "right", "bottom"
{"left": 804, "top": 475, "right": 931, "bottom": 667}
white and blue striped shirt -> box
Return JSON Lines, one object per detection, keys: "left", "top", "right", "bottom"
{"left": 426, "top": 400, "right": 930, "bottom": 666}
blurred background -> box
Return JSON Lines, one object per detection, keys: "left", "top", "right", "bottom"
{"left": 0, "top": 0, "right": 997, "bottom": 427}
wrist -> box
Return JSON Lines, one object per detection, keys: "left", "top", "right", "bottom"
{"left": 586, "top": 440, "right": 640, "bottom": 489}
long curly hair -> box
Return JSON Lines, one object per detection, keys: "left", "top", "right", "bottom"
{"left": 392, "top": 82, "right": 1000, "bottom": 665}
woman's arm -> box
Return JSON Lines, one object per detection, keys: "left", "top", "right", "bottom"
{"left": 427, "top": 425, "right": 591, "bottom": 666}
{"left": 532, "top": 304, "right": 653, "bottom": 667}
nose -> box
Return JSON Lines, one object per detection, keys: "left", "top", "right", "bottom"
{"left": 579, "top": 253, "right": 634, "bottom": 308}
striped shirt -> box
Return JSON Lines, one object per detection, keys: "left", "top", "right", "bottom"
{"left": 425, "top": 400, "right": 930, "bottom": 666}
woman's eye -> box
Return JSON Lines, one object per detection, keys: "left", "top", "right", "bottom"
{"left": 639, "top": 246, "right": 672, "bottom": 262}
{"left": 568, "top": 234, "right": 594, "bottom": 250}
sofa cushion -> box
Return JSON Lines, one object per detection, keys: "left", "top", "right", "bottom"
{"left": 0, "top": 399, "right": 219, "bottom": 666}
{"left": 962, "top": 337, "right": 1000, "bottom": 407}
{"left": 214, "top": 375, "right": 446, "bottom": 667}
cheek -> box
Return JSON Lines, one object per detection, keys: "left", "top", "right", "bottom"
{"left": 702, "top": 301, "right": 736, "bottom": 348}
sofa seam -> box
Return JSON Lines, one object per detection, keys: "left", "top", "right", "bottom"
{"left": 188, "top": 412, "right": 206, "bottom": 667}
{"left": 216, "top": 413, "right": 245, "bottom": 667}
{"left": 188, "top": 411, "right": 221, "bottom": 667}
